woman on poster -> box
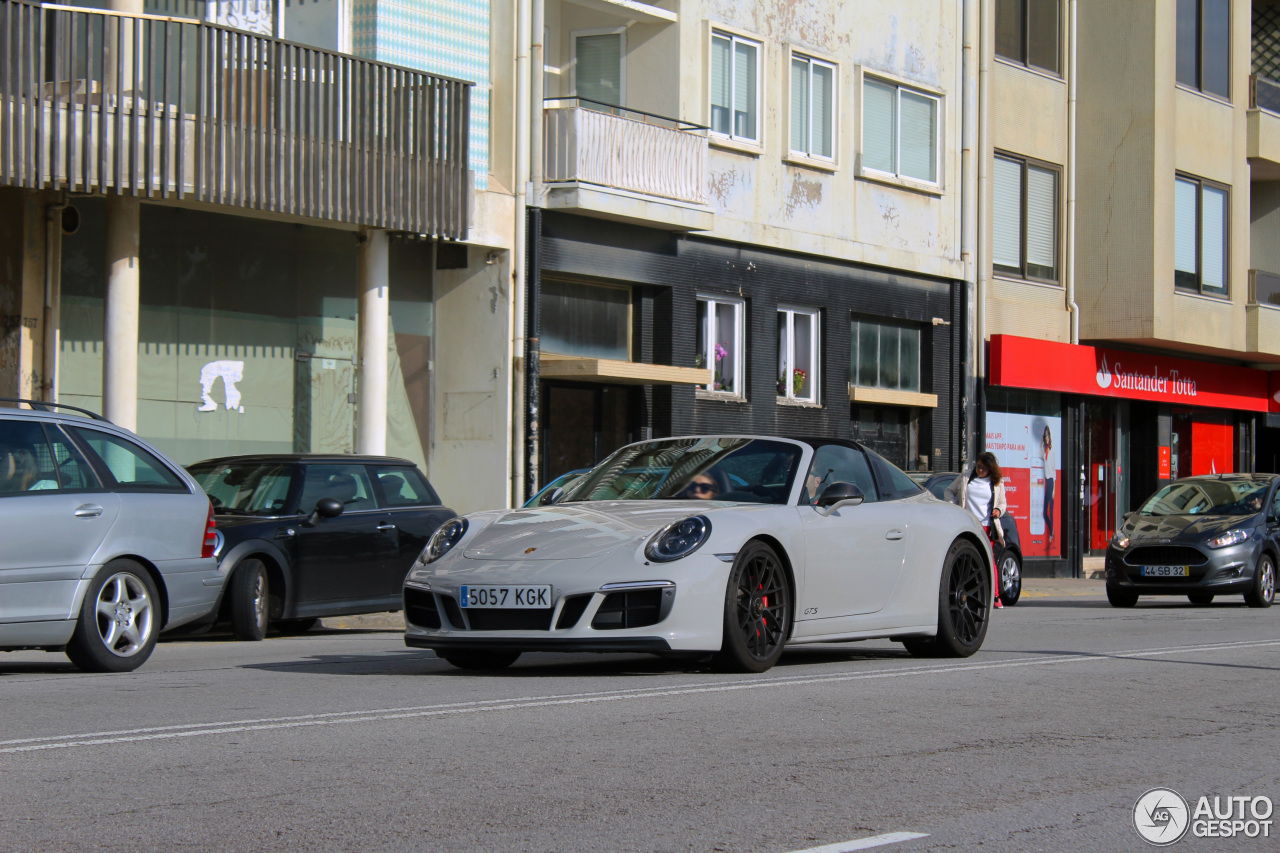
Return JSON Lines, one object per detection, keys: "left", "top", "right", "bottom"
{"left": 945, "top": 452, "right": 1008, "bottom": 608}
{"left": 1041, "top": 425, "right": 1056, "bottom": 545}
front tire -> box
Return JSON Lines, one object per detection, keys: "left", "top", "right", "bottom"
{"left": 998, "top": 551, "right": 1022, "bottom": 606}
{"left": 904, "top": 538, "right": 990, "bottom": 658}
{"left": 1245, "top": 554, "right": 1275, "bottom": 608}
{"left": 275, "top": 618, "right": 319, "bottom": 635}
{"left": 713, "top": 540, "right": 792, "bottom": 673}
{"left": 229, "top": 559, "right": 269, "bottom": 641}
{"left": 1106, "top": 584, "right": 1139, "bottom": 608}
{"left": 1187, "top": 592, "right": 1214, "bottom": 605}
{"left": 65, "top": 560, "right": 160, "bottom": 673}
{"left": 438, "top": 650, "right": 521, "bottom": 670}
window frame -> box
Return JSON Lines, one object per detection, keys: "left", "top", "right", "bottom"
{"left": 994, "top": 0, "right": 1062, "bottom": 76}
{"left": 859, "top": 71, "right": 942, "bottom": 188}
{"left": 1176, "top": 0, "right": 1231, "bottom": 101}
{"left": 1174, "top": 173, "right": 1231, "bottom": 298}
{"left": 570, "top": 27, "right": 627, "bottom": 110}
{"left": 850, "top": 316, "right": 925, "bottom": 394}
{"left": 992, "top": 152, "right": 1062, "bottom": 285}
{"left": 538, "top": 278, "right": 634, "bottom": 361}
{"left": 788, "top": 50, "right": 838, "bottom": 164}
{"left": 709, "top": 28, "right": 763, "bottom": 147}
{"left": 776, "top": 306, "right": 821, "bottom": 405}
{"left": 695, "top": 294, "right": 746, "bottom": 399}
{"left": 66, "top": 426, "right": 189, "bottom": 494}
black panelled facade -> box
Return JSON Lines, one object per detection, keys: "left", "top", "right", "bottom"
{"left": 535, "top": 212, "right": 964, "bottom": 483}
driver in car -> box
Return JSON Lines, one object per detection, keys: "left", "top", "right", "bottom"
{"left": 679, "top": 467, "right": 728, "bottom": 500}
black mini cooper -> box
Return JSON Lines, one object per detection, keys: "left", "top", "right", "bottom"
{"left": 186, "top": 455, "right": 456, "bottom": 639}
{"left": 1106, "top": 474, "right": 1278, "bottom": 608}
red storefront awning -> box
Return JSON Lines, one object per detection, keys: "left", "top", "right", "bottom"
{"left": 989, "top": 335, "right": 1271, "bottom": 413}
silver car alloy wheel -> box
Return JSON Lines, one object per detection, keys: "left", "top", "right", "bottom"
{"left": 1000, "top": 553, "right": 1020, "bottom": 592}
{"left": 94, "top": 572, "right": 156, "bottom": 658}
{"left": 1263, "top": 561, "right": 1276, "bottom": 604}
{"left": 251, "top": 570, "right": 268, "bottom": 629}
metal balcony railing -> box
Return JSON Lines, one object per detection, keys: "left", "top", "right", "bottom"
{"left": 0, "top": 0, "right": 471, "bottom": 238}
{"left": 543, "top": 97, "right": 707, "bottom": 205}
{"left": 1249, "top": 269, "right": 1280, "bottom": 307}
{"left": 1250, "top": 73, "right": 1280, "bottom": 115}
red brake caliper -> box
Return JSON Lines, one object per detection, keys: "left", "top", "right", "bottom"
{"left": 758, "top": 581, "right": 767, "bottom": 636}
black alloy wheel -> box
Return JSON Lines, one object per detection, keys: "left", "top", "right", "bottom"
{"left": 904, "top": 539, "right": 989, "bottom": 658}
{"left": 438, "top": 650, "right": 521, "bottom": 670}
{"left": 714, "top": 540, "right": 792, "bottom": 673}
{"left": 1245, "top": 553, "right": 1276, "bottom": 608}
{"left": 229, "top": 559, "right": 270, "bottom": 641}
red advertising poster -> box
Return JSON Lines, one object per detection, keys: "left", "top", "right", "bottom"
{"left": 985, "top": 412, "right": 1060, "bottom": 558}
{"left": 1158, "top": 446, "right": 1171, "bottom": 480}
{"left": 1190, "top": 419, "right": 1234, "bottom": 475}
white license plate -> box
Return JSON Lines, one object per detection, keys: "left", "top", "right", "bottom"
{"left": 459, "top": 585, "right": 552, "bottom": 609}
{"left": 1141, "top": 566, "right": 1190, "bottom": 577}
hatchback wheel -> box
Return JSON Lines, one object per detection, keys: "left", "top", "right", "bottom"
{"left": 1245, "top": 554, "right": 1275, "bottom": 609}
{"left": 1187, "top": 592, "right": 1214, "bottom": 605}
{"left": 1106, "top": 584, "right": 1139, "bottom": 608}
{"left": 230, "top": 559, "right": 269, "bottom": 641}
{"left": 998, "top": 551, "right": 1022, "bottom": 607}
{"left": 65, "top": 560, "right": 159, "bottom": 673}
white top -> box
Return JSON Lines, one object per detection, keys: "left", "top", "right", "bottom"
{"left": 965, "top": 476, "right": 993, "bottom": 528}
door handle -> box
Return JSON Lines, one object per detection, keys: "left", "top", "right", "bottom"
{"left": 74, "top": 504, "right": 103, "bottom": 519}
{"left": 376, "top": 523, "right": 396, "bottom": 532}
{"left": 885, "top": 529, "right": 904, "bottom": 541}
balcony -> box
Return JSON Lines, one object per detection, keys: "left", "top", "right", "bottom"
{"left": 1248, "top": 75, "right": 1280, "bottom": 179}
{"left": 0, "top": 0, "right": 471, "bottom": 237}
{"left": 542, "top": 98, "right": 712, "bottom": 231}
{"left": 1247, "top": 270, "right": 1280, "bottom": 357}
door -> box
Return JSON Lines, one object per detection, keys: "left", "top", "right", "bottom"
{"left": 0, "top": 420, "right": 118, "bottom": 622}
{"left": 369, "top": 464, "right": 454, "bottom": 597}
{"left": 794, "top": 444, "right": 907, "bottom": 620}
{"left": 292, "top": 464, "right": 394, "bottom": 607}
{"left": 1085, "top": 401, "right": 1129, "bottom": 555}
{"left": 540, "top": 383, "right": 631, "bottom": 484}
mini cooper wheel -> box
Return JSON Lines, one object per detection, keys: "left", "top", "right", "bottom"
{"left": 998, "top": 551, "right": 1022, "bottom": 607}
{"left": 230, "top": 559, "right": 269, "bottom": 641}
{"left": 65, "top": 560, "right": 160, "bottom": 673}
{"left": 714, "top": 540, "right": 792, "bottom": 673}
{"left": 438, "top": 650, "right": 521, "bottom": 670}
{"left": 1106, "top": 584, "right": 1139, "bottom": 608}
{"left": 904, "top": 538, "right": 990, "bottom": 659}
{"left": 1245, "top": 553, "right": 1275, "bottom": 608}
{"left": 1187, "top": 592, "right": 1215, "bottom": 606}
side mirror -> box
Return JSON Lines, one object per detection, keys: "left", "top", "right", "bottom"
{"left": 815, "top": 482, "right": 864, "bottom": 517}
{"left": 304, "top": 497, "right": 344, "bottom": 527}
{"left": 545, "top": 487, "right": 566, "bottom": 506}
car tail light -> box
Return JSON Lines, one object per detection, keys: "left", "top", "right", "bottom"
{"left": 201, "top": 502, "right": 217, "bottom": 558}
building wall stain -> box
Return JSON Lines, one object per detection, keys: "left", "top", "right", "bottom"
{"left": 784, "top": 171, "right": 823, "bottom": 218}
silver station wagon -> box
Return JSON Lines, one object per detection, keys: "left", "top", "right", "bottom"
{"left": 0, "top": 399, "right": 222, "bottom": 672}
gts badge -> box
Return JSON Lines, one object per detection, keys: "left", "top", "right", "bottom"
{"left": 803, "top": 607, "right": 819, "bottom": 616}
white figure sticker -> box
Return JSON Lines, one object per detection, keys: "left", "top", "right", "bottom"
{"left": 198, "top": 360, "right": 246, "bottom": 413}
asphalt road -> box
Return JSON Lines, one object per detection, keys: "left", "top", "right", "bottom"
{"left": 1, "top": 580, "right": 1277, "bottom": 853}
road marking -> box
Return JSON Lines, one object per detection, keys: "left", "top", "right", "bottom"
{"left": 2, "top": 638, "right": 1277, "bottom": 755}
{"left": 786, "top": 831, "right": 930, "bottom": 852}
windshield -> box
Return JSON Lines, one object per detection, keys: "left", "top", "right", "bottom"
{"left": 1137, "top": 478, "right": 1271, "bottom": 517}
{"left": 562, "top": 437, "right": 803, "bottom": 504}
{"left": 187, "top": 461, "right": 297, "bottom": 515}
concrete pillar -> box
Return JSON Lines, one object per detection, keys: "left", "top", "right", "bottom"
{"left": 357, "top": 229, "right": 389, "bottom": 455}
{"left": 103, "top": 194, "right": 140, "bottom": 431}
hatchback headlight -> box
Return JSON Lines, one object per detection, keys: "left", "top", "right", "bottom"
{"left": 423, "top": 518, "right": 469, "bottom": 564}
{"left": 1111, "top": 533, "right": 1130, "bottom": 550}
{"left": 645, "top": 516, "right": 711, "bottom": 562}
{"left": 1206, "top": 529, "right": 1249, "bottom": 549}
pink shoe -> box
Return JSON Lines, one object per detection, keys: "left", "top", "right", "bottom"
{"left": 994, "top": 598, "right": 1004, "bottom": 609}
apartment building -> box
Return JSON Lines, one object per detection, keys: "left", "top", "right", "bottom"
{"left": 521, "top": 0, "right": 970, "bottom": 492}
{"left": 980, "top": 0, "right": 1280, "bottom": 577}
{"left": 0, "top": 0, "right": 526, "bottom": 513}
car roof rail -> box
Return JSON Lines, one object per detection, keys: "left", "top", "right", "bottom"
{"left": 0, "top": 397, "right": 110, "bottom": 422}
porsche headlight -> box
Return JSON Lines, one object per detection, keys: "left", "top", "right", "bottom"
{"left": 645, "top": 516, "right": 711, "bottom": 562}
{"left": 423, "top": 518, "right": 469, "bottom": 564}
{"left": 1206, "top": 529, "right": 1249, "bottom": 549}
{"left": 1111, "top": 533, "right": 1130, "bottom": 550}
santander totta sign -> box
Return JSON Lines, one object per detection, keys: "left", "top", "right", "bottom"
{"left": 989, "top": 335, "right": 1270, "bottom": 412}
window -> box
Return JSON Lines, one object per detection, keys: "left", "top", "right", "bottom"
{"left": 862, "top": 77, "right": 938, "bottom": 183}
{"left": 993, "top": 153, "right": 1059, "bottom": 282}
{"left": 1175, "top": 174, "right": 1228, "bottom": 297}
{"left": 696, "top": 296, "right": 744, "bottom": 396}
{"left": 777, "top": 307, "right": 819, "bottom": 404}
{"left": 1176, "top": 0, "right": 1230, "bottom": 99}
{"left": 540, "top": 280, "right": 631, "bottom": 361}
{"left": 851, "top": 318, "right": 922, "bottom": 393}
{"left": 298, "top": 465, "right": 376, "bottom": 513}
{"left": 573, "top": 31, "right": 624, "bottom": 109}
{"left": 710, "top": 30, "right": 761, "bottom": 144}
{"left": 372, "top": 465, "right": 439, "bottom": 508}
{"left": 995, "top": 0, "right": 1060, "bottom": 74}
{"left": 803, "top": 444, "right": 878, "bottom": 505}
{"left": 867, "top": 449, "right": 924, "bottom": 500}
{"left": 790, "top": 54, "right": 835, "bottom": 160}
{"left": 0, "top": 421, "right": 60, "bottom": 494}
{"left": 69, "top": 428, "right": 186, "bottom": 491}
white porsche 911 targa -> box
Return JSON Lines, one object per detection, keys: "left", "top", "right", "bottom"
{"left": 404, "top": 436, "right": 994, "bottom": 672}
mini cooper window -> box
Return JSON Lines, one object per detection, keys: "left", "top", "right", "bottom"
{"left": 1137, "top": 477, "right": 1271, "bottom": 516}
{"left": 564, "top": 437, "right": 803, "bottom": 504}
{"left": 371, "top": 465, "right": 440, "bottom": 508}
{"left": 298, "top": 465, "right": 376, "bottom": 513}
{"left": 187, "top": 461, "right": 297, "bottom": 515}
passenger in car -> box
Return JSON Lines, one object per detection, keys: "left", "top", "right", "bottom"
{"left": 0, "top": 446, "right": 57, "bottom": 491}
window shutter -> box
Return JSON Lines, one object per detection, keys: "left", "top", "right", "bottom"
{"left": 862, "top": 79, "right": 896, "bottom": 173}
{"left": 993, "top": 157, "right": 1023, "bottom": 270}
{"left": 1174, "top": 178, "right": 1198, "bottom": 275}
{"left": 1201, "top": 185, "right": 1228, "bottom": 293}
{"left": 575, "top": 33, "right": 623, "bottom": 107}
{"left": 1026, "top": 165, "right": 1057, "bottom": 276}
{"left": 733, "top": 40, "right": 758, "bottom": 140}
{"left": 710, "top": 35, "right": 731, "bottom": 135}
{"left": 899, "top": 90, "right": 936, "bottom": 182}
{"left": 813, "top": 62, "right": 834, "bottom": 158}
{"left": 791, "top": 58, "right": 808, "bottom": 153}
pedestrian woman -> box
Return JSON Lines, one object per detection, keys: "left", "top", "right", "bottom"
{"left": 944, "top": 451, "right": 1008, "bottom": 609}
